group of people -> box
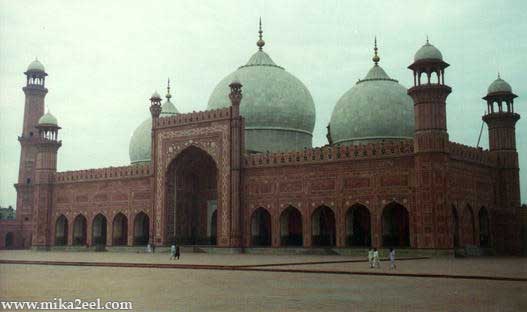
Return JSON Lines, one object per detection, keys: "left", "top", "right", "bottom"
{"left": 145, "top": 243, "right": 180, "bottom": 260}
{"left": 368, "top": 248, "right": 396, "bottom": 269}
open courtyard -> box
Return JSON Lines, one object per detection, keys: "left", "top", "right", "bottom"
{"left": 1, "top": 250, "right": 526, "bottom": 311}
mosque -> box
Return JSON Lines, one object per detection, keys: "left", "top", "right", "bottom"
{"left": 0, "top": 22, "right": 523, "bottom": 255}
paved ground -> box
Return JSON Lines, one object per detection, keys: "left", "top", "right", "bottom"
{"left": 1, "top": 251, "right": 526, "bottom": 311}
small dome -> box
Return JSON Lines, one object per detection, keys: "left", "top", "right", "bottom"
{"left": 330, "top": 64, "right": 414, "bottom": 145}
{"left": 414, "top": 41, "right": 443, "bottom": 61}
{"left": 27, "top": 59, "right": 45, "bottom": 72}
{"left": 151, "top": 91, "right": 161, "bottom": 100}
{"left": 38, "top": 111, "right": 58, "bottom": 126}
{"left": 487, "top": 76, "right": 512, "bottom": 94}
{"left": 129, "top": 97, "right": 179, "bottom": 164}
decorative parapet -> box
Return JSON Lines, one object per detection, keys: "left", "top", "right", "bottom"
{"left": 244, "top": 140, "right": 414, "bottom": 168}
{"left": 447, "top": 141, "right": 495, "bottom": 166}
{"left": 55, "top": 164, "right": 152, "bottom": 183}
{"left": 155, "top": 107, "right": 232, "bottom": 128}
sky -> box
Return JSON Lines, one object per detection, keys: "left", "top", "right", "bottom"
{"left": 0, "top": 0, "right": 526, "bottom": 207}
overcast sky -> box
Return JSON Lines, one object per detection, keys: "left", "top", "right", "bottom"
{"left": 0, "top": 0, "right": 526, "bottom": 207}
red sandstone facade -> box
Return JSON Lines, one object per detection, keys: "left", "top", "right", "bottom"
{"left": 0, "top": 55, "right": 523, "bottom": 255}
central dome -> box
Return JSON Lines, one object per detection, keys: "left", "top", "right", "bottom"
{"left": 330, "top": 42, "right": 414, "bottom": 145}
{"left": 207, "top": 23, "right": 315, "bottom": 153}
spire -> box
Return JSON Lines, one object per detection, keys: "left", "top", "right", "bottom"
{"left": 372, "top": 36, "right": 380, "bottom": 65}
{"left": 166, "top": 78, "right": 172, "bottom": 100}
{"left": 497, "top": 72, "right": 501, "bottom": 79}
{"left": 426, "top": 35, "right": 429, "bottom": 44}
{"left": 257, "top": 17, "right": 265, "bottom": 51}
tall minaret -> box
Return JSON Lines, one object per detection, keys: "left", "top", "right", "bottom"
{"left": 15, "top": 59, "right": 48, "bottom": 245}
{"left": 482, "top": 75, "right": 521, "bottom": 254}
{"left": 408, "top": 39, "right": 452, "bottom": 249}
{"left": 31, "top": 111, "right": 61, "bottom": 249}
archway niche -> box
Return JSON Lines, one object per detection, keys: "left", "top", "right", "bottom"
{"left": 54, "top": 215, "right": 68, "bottom": 246}
{"left": 345, "top": 204, "right": 371, "bottom": 247}
{"left": 165, "top": 146, "right": 218, "bottom": 245}
{"left": 133, "top": 212, "right": 149, "bottom": 246}
{"left": 479, "top": 207, "right": 490, "bottom": 247}
{"left": 452, "top": 206, "right": 460, "bottom": 248}
{"left": 382, "top": 202, "right": 410, "bottom": 247}
{"left": 4, "top": 232, "right": 14, "bottom": 249}
{"left": 311, "top": 206, "right": 336, "bottom": 247}
{"left": 73, "top": 215, "right": 87, "bottom": 246}
{"left": 462, "top": 205, "right": 475, "bottom": 245}
{"left": 280, "top": 206, "right": 303, "bottom": 246}
{"left": 92, "top": 214, "right": 107, "bottom": 246}
{"left": 112, "top": 213, "right": 128, "bottom": 246}
{"left": 251, "top": 208, "right": 272, "bottom": 246}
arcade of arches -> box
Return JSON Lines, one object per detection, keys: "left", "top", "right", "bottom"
{"left": 46, "top": 201, "right": 494, "bottom": 249}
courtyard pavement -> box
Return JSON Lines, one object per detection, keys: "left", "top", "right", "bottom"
{"left": 0, "top": 250, "right": 526, "bottom": 311}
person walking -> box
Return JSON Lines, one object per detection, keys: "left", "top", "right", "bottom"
{"left": 389, "top": 248, "right": 396, "bottom": 270}
{"left": 170, "top": 244, "right": 176, "bottom": 260}
{"left": 368, "top": 248, "right": 374, "bottom": 268}
{"left": 373, "top": 248, "right": 380, "bottom": 268}
{"left": 175, "top": 245, "right": 180, "bottom": 260}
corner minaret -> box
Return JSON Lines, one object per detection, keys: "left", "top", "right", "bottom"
{"left": 31, "top": 111, "right": 62, "bottom": 249}
{"left": 15, "top": 59, "right": 48, "bottom": 243}
{"left": 408, "top": 39, "right": 452, "bottom": 249}
{"left": 229, "top": 78, "right": 243, "bottom": 247}
{"left": 482, "top": 75, "right": 521, "bottom": 253}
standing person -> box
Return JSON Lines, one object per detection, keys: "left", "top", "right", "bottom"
{"left": 373, "top": 248, "right": 380, "bottom": 268}
{"left": 146, "top": 243, "right": 151, "bottom": 253}
{"left": 175, "top": 245, "right": 180, "bottom": 260}
{"left": 170, "top": 244, "right": 176, "bottom": 260}
{"left": 152, "top": 243, "right": 156, "bottom": 253}
{"left": 368, "top": 248, "right": 374, "bottom": 268}
{"left": 389, "top": 248, "right": 396, "bottom": 270}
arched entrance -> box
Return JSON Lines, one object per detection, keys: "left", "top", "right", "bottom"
{"left": 345, "top": 204, "right": 371, "bottom": 247}
{"left": 479, "top": 207, "right": 490, "bottom": 247}
{"left": 73, "top": 215, "right": 87, "bottom": 246}
{"left": 92, "top": 214, "right": 107, "bottom": 246}
{"left": 134, "top": 212, "right": 149, "bottom": 245}
{"left": 210, "top": 210, "right": 217, "bottom": 245}
{"left": 280, "top": 206, "right": 303, "bottom": 246}
{"left": 166, "top": 146, "right": 218, "bottom": 245}
{"left": 452, "top": 206, "right": 460, "bottom": 248}
{"left": 54, "top": 215, "right": 68, "bottom": 246}
{"left": 311, "top": 206, "right": 336, "bottom": 247}
{"left": 462, "top": 205, "right": 475, "bottom": 245}
{"left": 112, "top": 213, "right": 128, "bottom": 246}
{"left": 4, "top": 232, "right": 14, "bottom": 249}
{"left": 382, "top": 202, "right": 410, "bottom": 247}
{"left": 251, "top": 208, "right": 271, "bottom": 246}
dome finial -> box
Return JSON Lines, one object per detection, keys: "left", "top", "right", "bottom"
{"left": 257, "top": 17, "right": 265, "bottom": 51}
{"left": 166, "top": 78, "right": 172, "bottom": 99}
{"left": 497, "top": 72, "right": 501, "bottom": 79}
{"left": 426, "top": 35, "right": 429, "bottom": 44}
{"left": 372, "top": 36, "right": 380, "bottom": 65}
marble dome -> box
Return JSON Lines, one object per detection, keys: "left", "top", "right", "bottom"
{"left": 38, "top": 111, "right": 58, "bottom": 126}
{"left": 330, "top": 46, "right": 414, "bottom": 145}
{"left": 207, "top": 27, "right": 315, "bottom": 153}
{"left": 487, "top": 76, "right": 512, "bottom": 94}
{"left": 129, "top": 89, "right": 179, "bottom": 165}
{"left": 414, "top": 40, "right": 443, "bottom": 61}
{"left": 27, "top": 59, "right": 46, "bottom": 72}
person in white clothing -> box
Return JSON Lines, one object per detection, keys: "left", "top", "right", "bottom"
{"left": 373, "top": 248, "right": 380, "bottom": 268}
{"left": 389, "top": 248, "right": 396, "bottom": 270}
{"left": 368, "top": 248, "right": 374, "bottom": 268}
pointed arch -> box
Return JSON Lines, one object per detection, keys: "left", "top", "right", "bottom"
{"left": 345, "top": 204, "right": 371, "bottom": 247}
{"left": 462, "top": 205, "right": 475, "bottom": 245}
{"left": 382, "top": 202, "right": 410, "bottom": 247}
{"left": 112, "top": 213, "right": 128, "bottom": 246}
{"left": 311, "top": 205, "right": 336, "bottom": 247}
{"left": 92, "top": 213, "right": 107, "bottom": 246}
{"left": 54, "top": 215, "right": 68, "bottom": 246}
{"left": 134, "top": 212, "right": 150, "bottom": 246}
{"left": 72, "top": 214, "right": 87, "bottom": 246}
{"left": 251, "top": 207, "right": 272, "bottom": 246}
{"left": 478, "top": 207, "right": 490, "bottom": 247}
{"left": 452, "top": 205, "right": 460, "bottom": 248}
{"left": 280, "top": 206, "right": 303, "bottom": 246}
